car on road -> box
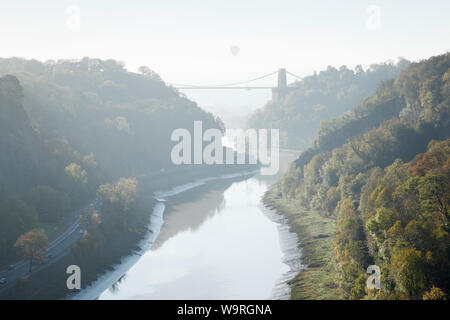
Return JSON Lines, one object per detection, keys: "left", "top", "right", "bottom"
{"left": 0, "top": 277, "right": 7, "bottom": 285}
{"left": 7, "top": 265, "right": 14, "bottom": 270}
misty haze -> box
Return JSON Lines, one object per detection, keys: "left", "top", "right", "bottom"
{"left": 0, "top": 1, "right": 449, "bottom": 311}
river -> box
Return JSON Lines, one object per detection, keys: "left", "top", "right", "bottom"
{"left": 73, "top": 152, "right": 302, "bottom": 300}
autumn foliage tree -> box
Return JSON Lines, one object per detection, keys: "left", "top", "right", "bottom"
{"left": 14, "top": 229, "right": 48, "bottom": 273}
{"left": 98, "top": 177, "right": 138, "bottom": 231}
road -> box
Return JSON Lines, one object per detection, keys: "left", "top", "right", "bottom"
{"left": 0, "top": 167, "right": 171, "bottom": 293}
{"left": 0, "top": 196, "right": 102, "bottom": 293}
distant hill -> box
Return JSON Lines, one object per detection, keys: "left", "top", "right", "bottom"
{"left": 0, "top": 57, "right": 223, "bottom": 188}
{"left": 248, "top": 59, "right": 410, "bottom": 149}
{"left": 294, "top": 53, "right": 450, "bottom": 172}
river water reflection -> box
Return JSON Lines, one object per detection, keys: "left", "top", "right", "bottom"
{"left": 100, "top": 175, "right": 290, "bottom": 299}
{"left": 74, "top": 152, "right": 299, "bottom": 300}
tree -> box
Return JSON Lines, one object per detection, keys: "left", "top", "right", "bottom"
{"left": 64, "top": 162, "right": 89, "bottom": 206}
{"left": 350, "top": 273, "right": 367, "bottom": 300}
{"left": 25, "top": 186, "right": 70, "bottom": 223}
{"left": 417, "top": 172, "right": 449, "bottom": 231}
{"left": 138, "top": 66, "right": 162, "bottom": 81}
{"left": 98, "top": 178, "right": 138, "bottom": 230}
{"left": 422, "top": 286, "right": 447, "bottom": 300}
{"left": 14, "top": 229, "right": 48, "bottom": 273}
{"left": 0, "top": 198, "right": 38, "bottom": 263}
{"left": 64, "top": 163, "right": 88, "bottom": 185}
{"left": 391, "top": 248, "right": 427, "bottom": 298}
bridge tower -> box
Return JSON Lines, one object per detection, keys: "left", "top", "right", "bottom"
{"left": 272, "top": 68, "right": 289, "bottom": 102}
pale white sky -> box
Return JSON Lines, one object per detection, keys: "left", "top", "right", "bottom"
{"left": 1, "top": 0, "right": 449, "bottom": 115}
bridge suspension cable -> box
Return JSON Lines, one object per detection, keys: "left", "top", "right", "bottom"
{"left": 214, "top": 70, "right": 278, "bottom": 87}
{"left": 286, "top": 70, "right": 303, "bottom": 80}
{"left": 169, "top": 70, "right": 278, "bottom": 88}
{"left": 169, "top": 69, "right": 303, "bottom": 90}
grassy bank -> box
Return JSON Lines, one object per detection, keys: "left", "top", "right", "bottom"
{"left": 264, "top": 187, "right": 343, "bottom": 300}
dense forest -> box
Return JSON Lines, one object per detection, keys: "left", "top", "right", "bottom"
{"left": 269, "top": 53, "right": 450, "bottom": 299}
{"left": 0, "top": 58, "right": 223, "bottom": 267}
{"left": 248, "top": 59, "right": 410, "bottom": 149}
